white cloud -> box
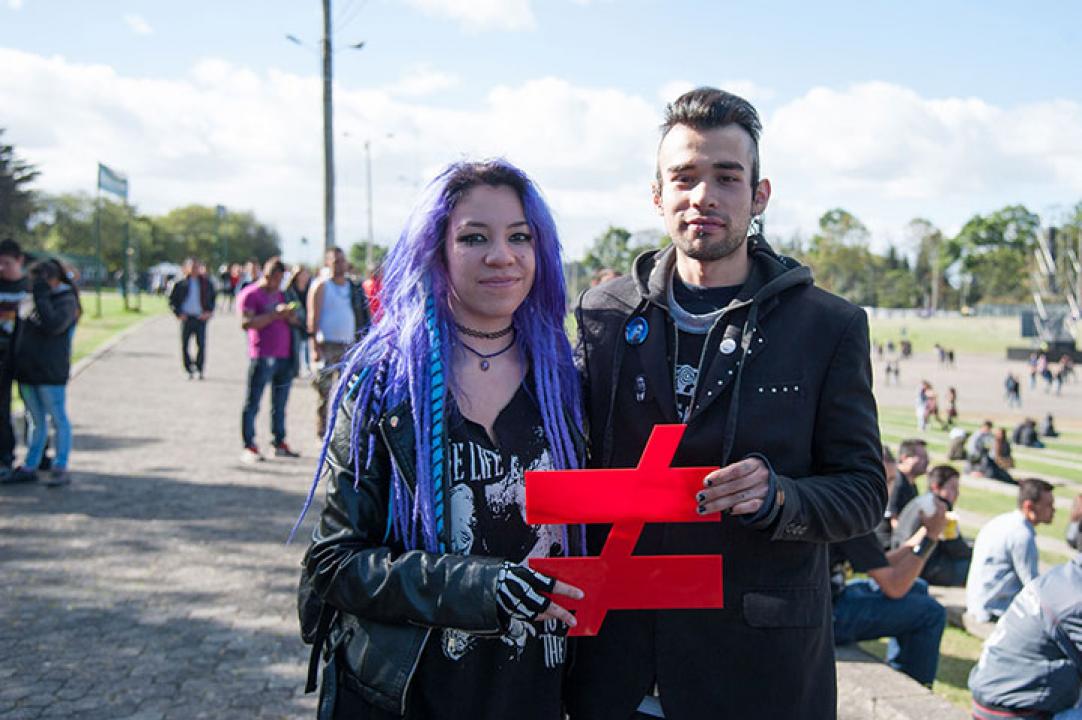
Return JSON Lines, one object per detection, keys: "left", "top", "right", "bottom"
{"left": 388, "top": 63, "right": 460, "bottom": 97}
{"left": 7, "top": 0, "right": 24, "bottom": 9}
{"left": 401, "top": 0, "right": 535, "bottom": 32}
{"left": 762, "top": 82, "right": 1082, "bottom": 246}
{"left": 123, "top": 13, "right": 153, "bottom": 35}
{"left": 2, "top": 49, "right": 1079, "bottom": 266}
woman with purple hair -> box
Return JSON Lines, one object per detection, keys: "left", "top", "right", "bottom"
{"left": 295, "top": 159, "right": 585, "bottom": 719}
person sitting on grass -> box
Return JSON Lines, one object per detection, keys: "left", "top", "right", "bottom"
{"left": 1042, "top": 412, "right": 1059, "bottom": 438}
{"left": 892, "top": 465, "right": 970, "bottom": 586}
{"left": 1012, "top": 418, "right": 1045, "bottom": 449}
{"left": 968, "top": 553, "right": 1082, "bottom": 720}
{"left": 966, "top": 478, "right": 1056, "bottom": 625}
{"left": 832, "top": 448, "right": 948, "bottom": 687}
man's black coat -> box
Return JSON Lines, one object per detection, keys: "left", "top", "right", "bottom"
{"left": 567, "top": 239, "right": 886, "bottom": 720}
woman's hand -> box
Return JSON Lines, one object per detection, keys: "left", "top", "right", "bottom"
{"left": 496, "top": 562, "right": 584, "bottom": 629}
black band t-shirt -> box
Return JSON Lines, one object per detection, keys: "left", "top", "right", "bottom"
{"left": 669, "top": 274, "right": 741, "bottom": 421}
{"left": 406, "top": 383, "right": 567, "bottom": 720}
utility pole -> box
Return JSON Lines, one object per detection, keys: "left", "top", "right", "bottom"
{"left": 365, "top": 140, "right": 374, "bottom": 274}
{"left": 322, "top": 0, "right": 335, "bottom": 251}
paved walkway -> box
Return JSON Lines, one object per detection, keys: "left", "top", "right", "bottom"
{"left": 2, "top": 314, "right": 1030, "bottom": 719}
{"left": 1, "top": 313, "right": 323, "bottom": 719}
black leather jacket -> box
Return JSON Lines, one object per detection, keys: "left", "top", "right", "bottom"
{"left": 304, "top": 395, "right": 507, "bottom": 715}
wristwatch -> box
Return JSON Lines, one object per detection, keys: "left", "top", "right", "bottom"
{"left": 912, "top": 538, "right": 938, "bottom": 559}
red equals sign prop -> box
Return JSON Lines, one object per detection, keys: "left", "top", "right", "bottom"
{"left": 526, "top": 424, "right": 724, "bottom": 636}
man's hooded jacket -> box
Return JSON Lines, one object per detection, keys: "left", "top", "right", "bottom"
{"left": 567, "top": 237, "right": 886, "bottom": 720}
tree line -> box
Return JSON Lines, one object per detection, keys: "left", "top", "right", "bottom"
{"left": 580, "top": 204, "right": 1082, "bottom": 309}
{"left": 4, "top": 129, "right": 1080, "bottom": 306}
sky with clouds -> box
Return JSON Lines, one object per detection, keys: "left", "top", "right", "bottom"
{"left": 2, "top": 0, "right": 1081, "bottom": 264}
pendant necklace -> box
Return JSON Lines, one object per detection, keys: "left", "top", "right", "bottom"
{"left": 455, "top": 321, "right": 514, "bottom": 340}
{"left": 461, "top": 335, "right": 516, "bottom": 371}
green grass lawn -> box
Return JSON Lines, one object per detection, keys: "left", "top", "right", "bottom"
{"left": 72, "top": 290, "right": 169, "bottom": 363}
{"left": 861, "top": 626, "right": 984, "bottom": 711}
{"left": 868, "top": 315, "right": 1027, "bottom": 356}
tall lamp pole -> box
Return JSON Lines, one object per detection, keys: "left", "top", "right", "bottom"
{"left": 365, "top": 140, "right": 374, "bottom": 274}
{"left": 321, "top": 0, "right": 335, "bottom": 252}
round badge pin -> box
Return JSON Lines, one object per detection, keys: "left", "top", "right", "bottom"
{"left": 625, "top": 316, "right": 649, "bottom": 346}
{"left": 719, "top": 337, "right": 738, "bottom": 355}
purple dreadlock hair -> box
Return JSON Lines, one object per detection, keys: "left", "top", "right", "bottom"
{"left": 291, "top": 159, "right": 583, "bottom": 552}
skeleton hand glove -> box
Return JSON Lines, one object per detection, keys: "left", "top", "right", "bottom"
{"left": 495, "top": 561, "right": 555, "bottom": 625}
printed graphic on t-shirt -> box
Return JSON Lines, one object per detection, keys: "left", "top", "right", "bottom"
{"left": 441, "top": 424, "right": 565, "bottom": 668}
{"left": 673, "top": 329, "right": 707, "bottom": 421}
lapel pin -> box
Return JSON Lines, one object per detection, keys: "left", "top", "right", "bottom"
{"left": 625, "top": 316, "right": 649, "bottom": 346}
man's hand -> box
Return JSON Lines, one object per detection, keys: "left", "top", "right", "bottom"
{"left": 919, "top": 498, "right": 949, "bottom": 540}
{"left": 273, "top": 303, "right": 293, "bottom": 318}
{"left": 198, "top": 312, "right": 211, "bottom": 321}
{"left": 178, "top": 313, "right": 188, "bottom": 321}
{"left": 698, "top": 457, "right": 772, "bottom": 516}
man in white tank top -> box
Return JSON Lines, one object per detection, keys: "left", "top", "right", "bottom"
{"left": 307, "top": 247, "right": 368, "bottom": 437}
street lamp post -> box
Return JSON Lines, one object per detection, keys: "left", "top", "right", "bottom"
{"left": 365, "top": 140, "right": 374, "bottom": 274}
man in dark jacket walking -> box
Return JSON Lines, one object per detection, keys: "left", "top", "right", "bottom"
{"left": 168, "top": 257, "right": 216, "bottom": 379}
{"left": 568, "top": 87, "right": 885, "bottom": 719}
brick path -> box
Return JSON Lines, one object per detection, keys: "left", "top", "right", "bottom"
{"left": 1, "top": 313, "right": 323, "bottom": 719}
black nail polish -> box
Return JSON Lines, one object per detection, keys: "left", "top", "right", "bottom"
{"left": 696, "top": 492, "right": 705, "bottom": 502}
{"left": 697, "top": 504, "right": 706, "bottom": 514}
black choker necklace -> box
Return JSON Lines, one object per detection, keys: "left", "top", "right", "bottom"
{"left": 460, "top": 335, "right": 516, "bottom": 371}
{"left": 454, "top": 321, "right": 514, "bottom": 340}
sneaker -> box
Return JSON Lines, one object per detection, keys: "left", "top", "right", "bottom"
{"left": 198, "top": 371, "right": 205, "bottom": 380}
{"left": 273, "top": 442, "right": 300, "bottom": 458}
{"left": 39, "top": 455, "right": 52, "bottom": 471}
{"left": 240, "top": 445, "right": 264, "bottom": 464}
{"left": 3, "top": 466, "right": 39, "bottom": 484}
{"left": 44, "top": 469, "right": 71, "bottom": 487}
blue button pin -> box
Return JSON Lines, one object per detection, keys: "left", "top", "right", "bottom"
{"left": 625, "top": 316, "right": 649, "bottom": 345}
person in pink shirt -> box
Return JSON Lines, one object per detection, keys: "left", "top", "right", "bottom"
{"left": 237, "top": 257, "right": 301, "bottom": 463}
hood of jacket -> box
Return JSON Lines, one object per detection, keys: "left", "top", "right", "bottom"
{"left": 630, "top": 234, "right": 813, "bottom": 313}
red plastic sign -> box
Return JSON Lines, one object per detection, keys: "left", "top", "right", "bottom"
{"left": 526, "top": 424, "right": 724, "bottom": 636}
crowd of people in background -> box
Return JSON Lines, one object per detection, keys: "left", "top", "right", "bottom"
{"left": 0, "top": 238, "right": 81, "bottom": 487}
{"left": 833, "top": 433, "right": 1082, "bottom": 717}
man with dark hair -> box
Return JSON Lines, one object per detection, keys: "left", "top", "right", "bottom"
{"left": 237, "top": 257, "right": 300, "bottom": 463}
{"left": 168, "top": 257, "right": 215, "bottom": 380}
{"left": 831, "top": 446, "right": 948, "bottom": 686}
{"left": 967, "top": 478, "right": 1056, "bottom": 624}
{"left": 569, "top": 87, "right": 885, "bottom": 719}
{"left": 0, "top": 238, "right": 29, "bottom": 480}
{"left": 876, "top": 439, "right": 927, "bottom": 548}
{"left": 892, "top": 465, "right": 970, "bottom": 586}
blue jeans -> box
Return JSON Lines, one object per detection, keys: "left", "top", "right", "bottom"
{"left": 241, "top": 357, "right": 293, "bottom": 447}
{"left": 833, "top": 578, "right": 946, "bottom": 685}
{"left": 19, "top": 384, "right": 72, "bottom": 470}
